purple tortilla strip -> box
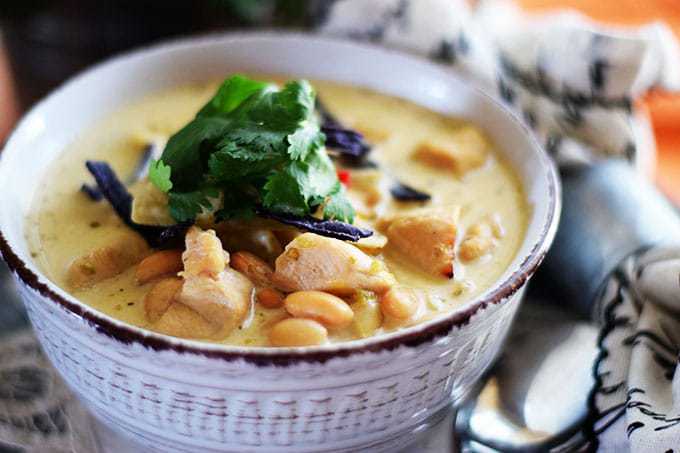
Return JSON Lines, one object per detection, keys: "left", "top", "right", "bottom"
{"left": 390, "top": 181, "right": 431, "bottom": 202}
{"left": 81, "top": 142, "right": 156, "bottom": 201}
{"left": 256, "top": 207, "right": 373, "bottom": 242}
{"left": 80, "top": 183, "right": 103, "bottom": 201}
{"left": 85, "top": 160, "right": 188, "bottom": 247}
{"left": 321, "top": 124, "right": 371, "bottom": 158}
{"left": 317, "top": 97, "right": 372, "bottom": 159}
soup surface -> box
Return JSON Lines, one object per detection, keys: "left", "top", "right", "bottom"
{"left": 27, "top": 78, "right": 528, "bottom": 346}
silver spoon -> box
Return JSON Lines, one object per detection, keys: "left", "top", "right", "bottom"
{"left": 455, "top": 299, "right": 598, "bottom": 452}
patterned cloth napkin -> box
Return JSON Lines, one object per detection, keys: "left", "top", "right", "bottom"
{"left": 2, "top": 0, "right": 680, "bottom": 451}
{"left": 591, "top": 248, "right": 680, "bottom": 452}
{"left": 317, "top": 0, "right": 680, "bottom": 451}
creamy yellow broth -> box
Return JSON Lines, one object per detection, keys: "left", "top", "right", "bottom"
{"left": 27, "top": 79, "right": 528, "bottom": 346}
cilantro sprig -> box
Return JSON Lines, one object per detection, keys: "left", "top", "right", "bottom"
{"left": 149, "top": 75, "right": 354, "bottom": 224}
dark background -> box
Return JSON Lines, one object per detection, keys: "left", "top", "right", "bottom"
{"left": 0, "top": 0, "right": 320, "bottom": 110}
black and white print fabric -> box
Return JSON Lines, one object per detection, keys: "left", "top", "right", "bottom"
{"left": 0, "top": 331, "right": 100, "bottom": 453}
{"left": 316, "top": 0, "right": 680, "bottom": 173}
{"left": 316, "top": 0, "right": 680, "bottom": 451}
{"left": 589, "top": 247, "right": 680, "bottom": 452}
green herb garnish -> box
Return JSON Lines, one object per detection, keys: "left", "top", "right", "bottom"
{"left": 149, "top": 75, "right": 354, "bottom": 224}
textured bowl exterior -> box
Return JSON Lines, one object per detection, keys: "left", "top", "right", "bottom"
{"left": 0, "top": 33, "right": 560, "bottom": 452}
{"left": 17, "top": 278, "right": 522, "bottom": 452}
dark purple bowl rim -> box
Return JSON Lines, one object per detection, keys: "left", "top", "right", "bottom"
{"left": 0, "top": 32, "right": 561, "bottom": 367}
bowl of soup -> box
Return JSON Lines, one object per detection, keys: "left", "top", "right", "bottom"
{"left": 0, "top": 33, "right": 559, "bottom": 452}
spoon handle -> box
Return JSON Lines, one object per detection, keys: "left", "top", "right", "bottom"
{"left": 540, "top": 160, "right": 680, "bottom": 317}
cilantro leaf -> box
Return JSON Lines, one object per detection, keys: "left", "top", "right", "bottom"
{"left": 148, "top": 159, "right": 173, "bottom": 192}
{"left": 216, "top": 189, "right": 256, "bottom": 221}
{"left": 160, "top": 117, "right": 230, "bottom": 188}
{"left": 287, "top": 148, "right": 339, "bottom": 209}
{"left": 197, "top": 75, "right": 272, "bottom": 118}
{"left": 239, "top": 80, "right": 316, "bottom": 133}
{"left": 323, "top": 183, "right": 355, "bottom": 223}
{"left": 288, "top": 120, "right": 325, "bottom": 161}
{"left": 214, "top": 80, "right": 322, "bottom": 163}
{"left": 168, "top": 187, "right": 219, "bottom": 223}
{"left": 259, "top": 148, "right": 350, "bottom": 221}
{"left": 208, "top": 140, "right": 283, "bottom": 182}
{"left": 262, "top": 169, "right": 308, "bottom": 216}
{"left": 154, "top": 75, "right": 356, "bottom": 227}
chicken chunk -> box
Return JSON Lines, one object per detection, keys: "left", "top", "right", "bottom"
{"left": 413, "top": 125, "right": 489, "bottom": 175}
{"left": 178, "top": 269, "right": 253, "bottom": 330}
{"left": 153, "top": 302, "right": 221, "bottom": 339}
{"left": 378, "top": 207, "right": 460, "bottom": 278}
{"left": 182, "top": 226, "right": 227, "bottom": 277}
{"left": 272, "top": 233, "right": 396, "bottom": 295}
{"left": 66, "top": 231, "right": 150, "bottom": 288}
{"left": 144, "top": 277, "right": 183, "bottom": 323}
{"left": 176, "top": 226, "right": 253, "bottom": 332}
{"left": 459, "top": 218, "right": 499, "bottom": 262}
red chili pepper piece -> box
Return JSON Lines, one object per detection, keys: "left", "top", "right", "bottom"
{"left": 337, "top": 169, "right": 351, "bottom": 188}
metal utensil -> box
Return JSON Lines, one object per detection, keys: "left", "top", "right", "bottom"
{"left": 456, "top": 298, "right": 597, "bottom": 452}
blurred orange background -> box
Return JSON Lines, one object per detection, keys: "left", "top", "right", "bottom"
{"left": 517, "top": 0, "right": 680, "bottom": 203}
{"left": 2, "top": 0, "right": 680, "bottom": 202}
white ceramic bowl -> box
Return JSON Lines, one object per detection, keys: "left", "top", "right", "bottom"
{"left": 0, "top": 33, "right": 559, "bottom": 452}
